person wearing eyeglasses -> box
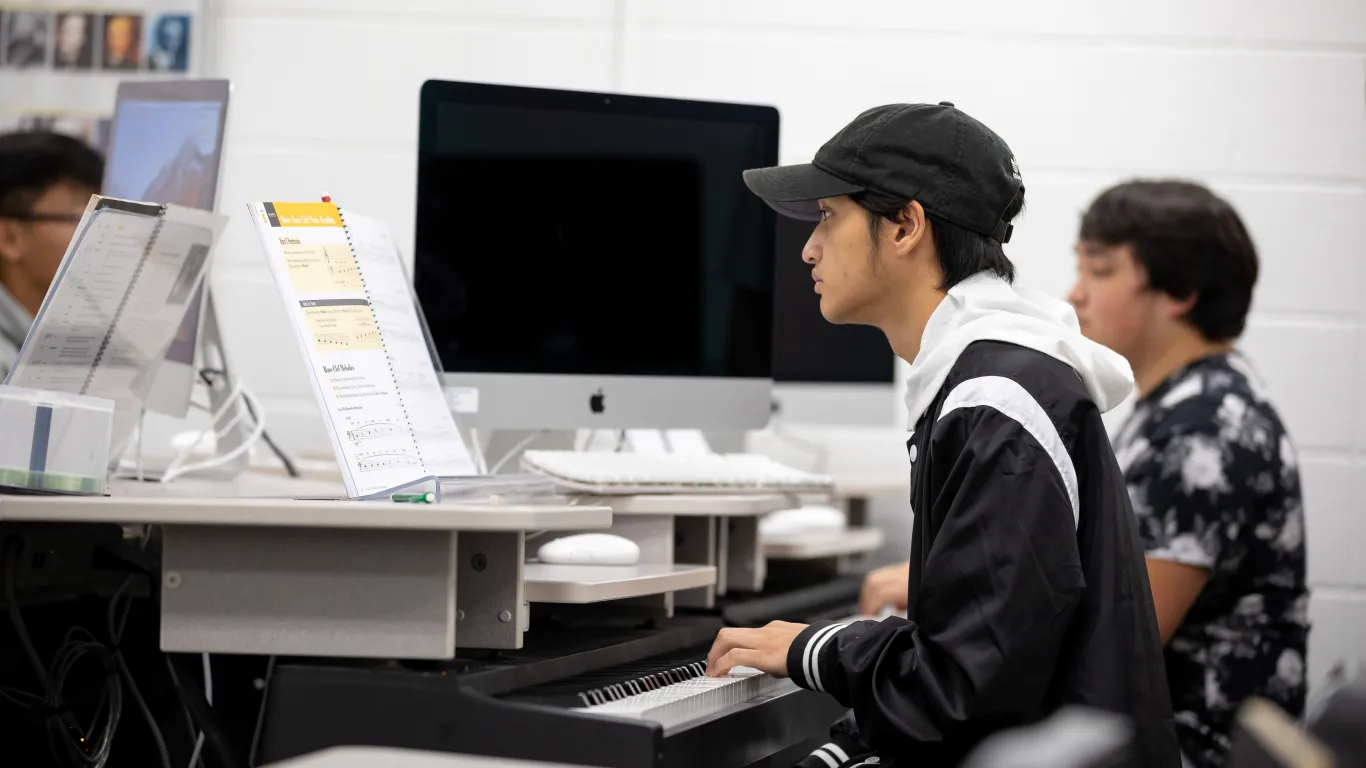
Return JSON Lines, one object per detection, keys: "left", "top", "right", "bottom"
{"left": 0, "top": 131, "right": 104, "bottom": 379}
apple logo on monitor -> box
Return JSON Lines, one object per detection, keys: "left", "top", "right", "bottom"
{"left": 589, "top": 388, "right": 605, "bottom": 414}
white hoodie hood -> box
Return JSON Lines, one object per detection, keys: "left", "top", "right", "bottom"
{"left": 903, "top": 272, "right": 1134, "bottom": 430}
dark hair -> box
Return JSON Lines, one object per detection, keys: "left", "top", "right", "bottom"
{"left": 1079, "top": 180, "right": 1257, "bottom": 342}
{"left": 0, "top": 131, "right": 104, "bottom": 215}
{"left": 853, "top": 189, "right": 1022, "bottom": 289}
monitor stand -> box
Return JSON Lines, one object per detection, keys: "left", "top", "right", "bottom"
{"left": 196, "top": 290, "right": 252, "bottom": 480}
{"left": 122, "top": 290, "right": 252, "bottom": 482}
{"left": 625, "top": 429, "right": 713, "bottom": 455}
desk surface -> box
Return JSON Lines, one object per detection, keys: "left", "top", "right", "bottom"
{"left": 0, "top": 474, "right": 612, "bottom": 532}
{"left": 831, "top": 474, "right": 909, "bottom": 499}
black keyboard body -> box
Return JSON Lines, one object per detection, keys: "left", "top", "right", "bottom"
{"left": 253, "top": 615, "right": 847, "bottom": 768}
{"left": 718, "top": 573, "right": 866, "bottom": 627}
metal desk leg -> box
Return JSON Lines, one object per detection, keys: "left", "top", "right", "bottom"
{"left": 845, "top": 496, "right": 870, "bottom": 528}
{"left": 674, "top": 515, "right": 717, "bottom": 608}
{"left": 611, "top": 514, "right": 676, "bottom": 618}
{"left": 456, "top": 531, "right": 526, "bottom": 650}
{"left": 724, "top": 516, "right": 765, "bottom": 592}
{"left": 160, "top": 525, "right": 457, "bottom": 660}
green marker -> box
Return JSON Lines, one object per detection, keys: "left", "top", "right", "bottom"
{"left": 392, "top": 492, "right": 436, "bottom": 504}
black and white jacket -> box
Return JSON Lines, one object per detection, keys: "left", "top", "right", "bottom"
{"left": 786, "top": 274, "right": 1182, "bottom": 768}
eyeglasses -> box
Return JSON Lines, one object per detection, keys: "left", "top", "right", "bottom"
{"left": 0, "top": 211, "right": 84, "bottom": 224}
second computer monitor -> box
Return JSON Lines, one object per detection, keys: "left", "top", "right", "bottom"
{"left": 770, "top": 217, "right": 898, "bottom": 427}
{"left": 102, "top": 78, "right": 229, "bottom": 419}
{"left": 415, "top": 80, "right": 779, "bottom": 431}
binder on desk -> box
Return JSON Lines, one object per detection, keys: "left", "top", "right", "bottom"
{"left": 249, "top": 201, "right": 477, "bottom": 498}
{"left": 6, "top": 196, "right": 227, "bottom": 460}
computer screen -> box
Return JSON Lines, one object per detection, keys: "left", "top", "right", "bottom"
{"left": 771, "top": 217, "right": 895, "bottom": 385}
{"left": 102, "top": 98, "right": 223, "bottom": 210}
{"left": 415, "top": 81, "right": 778, "bottom": 430}
{"left": 103, "top": 80, "right": 228, "bottom": 414}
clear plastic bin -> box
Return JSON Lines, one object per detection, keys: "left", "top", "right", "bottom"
{"left": 437, "top": 473, "right": 561, "bottom": 503}
{"left": 0, "top": 385, "right": 114, "bottom": 495}
{"left": 375, "top": 473, "right": 563, "bottom": 504}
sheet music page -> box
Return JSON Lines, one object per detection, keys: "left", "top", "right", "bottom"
{"left": 339, "top": 208, "right": 477, "bottom": 478}
{"left": 7, "top": 196, "right": 225, "bottom": 455}
{"left": 248, "top": 202, "right": 476, "bottom": 498}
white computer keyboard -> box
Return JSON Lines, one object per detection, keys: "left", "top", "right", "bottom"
{"left": 576, "top": 665, "right": 784, "bottom": 731}
{"left": 519, "top": 450, "right": 834, "bottom": 494}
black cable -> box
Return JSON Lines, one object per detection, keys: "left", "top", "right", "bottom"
{"left": 4, "top": 537, "right": 50, "bottom": 688}
{"left": 5, "top": 536, "right": 124, "bottom": 767}
{"left": 241, "top": 392, "right": 299, "bottom": 478}
{"left": 46, "top": 637, "right": 121, "bottom": 766}
{"left": 163, "top": 658, "right": 206, "bottom": 768}
{"left": 199, "top": 367, "right": 300, "bottom": 478}
{"left": 164, "top": 653, "right": 239, "bottom": 768}
{"left": 169, "top": 666, "right": 203, "bottom": 768}
{"left": 108, "top": 576, "right": 172, "bottom": 768}
{"left": 0, "top": 682, "right": 42, "bottom": 708}
{"left": 247, "top": 655, "right": 278, "bottom": 767}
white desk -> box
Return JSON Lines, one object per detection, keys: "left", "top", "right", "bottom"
{"left": 0, "top": 474, "right": 613, "bottom": 659}
{"left": 832, "top": 474, "right": 909, "bottom": 500}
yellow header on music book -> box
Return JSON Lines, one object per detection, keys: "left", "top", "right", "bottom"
{"left": 261, "top": 201, "right": 341, "bottom": 228}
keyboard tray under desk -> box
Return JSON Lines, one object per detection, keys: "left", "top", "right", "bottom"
{"left": 523, "top": 563, "right": 716, "bottom": 604}
{"left": 563, "top": 493, "right": 796, "bottom": 610}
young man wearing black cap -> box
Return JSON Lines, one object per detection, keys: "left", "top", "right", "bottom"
{"left": 704, "top": 103, "right": 1181, "bottom": 767}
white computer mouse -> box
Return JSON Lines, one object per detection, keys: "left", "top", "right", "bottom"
{"left": 537, "top": 533, "right": 641, "bottom": 566}
{"left": 759, "top": 505, "right": 847, "bottom": 537}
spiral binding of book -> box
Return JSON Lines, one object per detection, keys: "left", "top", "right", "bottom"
{"left": 337, "top": 206, "right": 429, "bottom": 475}
{"left": 80, "top": 203, "right": 168, "bottom": 396}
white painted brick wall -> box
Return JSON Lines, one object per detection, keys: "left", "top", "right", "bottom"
{"left": 204, "top": 0, "right": 1365, "bottom": 685}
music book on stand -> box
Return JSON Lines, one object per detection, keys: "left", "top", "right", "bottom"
{"left": 5, "top": 195, "right": 226, "bottom": 465}
{"left": 248, "top": 201, "right": 478, "bottom": 498}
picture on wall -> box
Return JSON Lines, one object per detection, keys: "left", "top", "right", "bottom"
{"left": 146, "top": 12, "right": 189, "bottom": 71}
{"left": 53, "top": 11, "right": 95, "bottom": 70}
{"left": 101, "top": 12, "right": 141, "bottom": 70}
{"left": 0, "top": 1, "right": 204, "bottom": 153}
{"left": 3, "top": 9, "right": 50, "bottom": 68}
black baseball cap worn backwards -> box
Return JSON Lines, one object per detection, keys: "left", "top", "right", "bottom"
{"left": 743, "top": 102, "right": 1024, "bottom": 243}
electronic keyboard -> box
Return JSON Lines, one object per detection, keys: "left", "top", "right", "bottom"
{"left": 253, "top": 616, "right": 847, "bottom": 768}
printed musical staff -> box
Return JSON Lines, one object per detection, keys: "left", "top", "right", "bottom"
{"left": 280, "top": 240, "right": 365, "bottom": 293}
{"left": 356, "top": 453, "right": 421, "bottom": 472}
{"left": 302, "top": 300, "right": 382, "bottom": 352}
{"left": 345, "top": 421, "right": 398, "bottom": 443}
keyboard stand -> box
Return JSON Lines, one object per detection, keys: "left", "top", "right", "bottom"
{"left": 562, "top": 493, "right": 794, "bottom": 610}
{"left": 0, "top": 475, "right": 613, "bottom": 658}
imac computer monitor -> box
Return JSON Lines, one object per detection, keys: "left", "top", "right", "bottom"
{"left": 101, "top": 79, "right": 229, "bottom": 418}
{"left": 771, "top": 216, "right": 897, "bottom": 426}
{"left": 415, "top": 80, "right": 779, "bottom": 430}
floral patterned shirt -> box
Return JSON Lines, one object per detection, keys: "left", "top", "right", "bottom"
{"left": 1114, "top": 353, "right": 1309, "bottom": 768}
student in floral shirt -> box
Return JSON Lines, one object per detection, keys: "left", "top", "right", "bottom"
{"left": 1068, "top": 180, "right": 1310, "bottom": 767}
